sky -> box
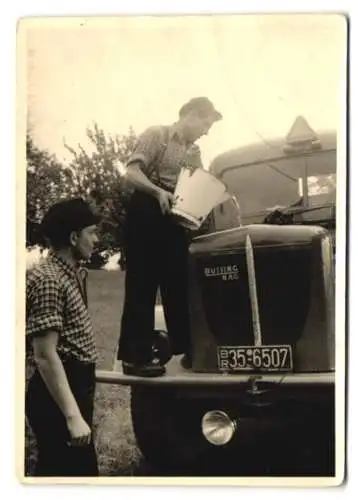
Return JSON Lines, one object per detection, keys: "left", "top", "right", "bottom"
{"left": 25, "top": 14, "right": 347, "bottom": 168}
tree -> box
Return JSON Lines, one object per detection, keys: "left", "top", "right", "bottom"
{"left": 26, "top": 124, "right": 138, "bottom": 268}
{"left": 26, "top": 134, "right": 75, "bottom": 247}
{"left": 65, "top": 123, "right": 138, "bottom": 264}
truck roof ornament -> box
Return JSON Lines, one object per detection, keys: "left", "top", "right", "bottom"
{"left": 283, "top": 116, "right": 322, "bottom": 154}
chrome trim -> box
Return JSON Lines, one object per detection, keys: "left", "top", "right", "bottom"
{"left": 96, "top": 369, "right": 335, "bottom": 387}
{"left": 245, "top": 233, "right": 262, "bottom": 346}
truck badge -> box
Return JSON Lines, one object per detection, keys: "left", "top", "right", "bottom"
{"left": 204, "top": 264, "right": 239, "bottom": 281}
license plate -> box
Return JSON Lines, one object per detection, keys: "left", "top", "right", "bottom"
{"left": 217, "top": 345, "right": 293, "bottom": 372}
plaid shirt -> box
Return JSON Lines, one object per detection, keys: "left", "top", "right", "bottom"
{"left": 127, "top": 124, "right": 204, "bottom": 192}
{"left": 26, "top": 251, "right": 97, "bottom": 364}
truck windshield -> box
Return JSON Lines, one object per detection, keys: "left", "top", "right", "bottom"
{"left": 222, "top": 149, "right": 336, "bottom": 216}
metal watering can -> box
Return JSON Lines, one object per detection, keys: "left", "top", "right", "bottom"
{"left": 171, "top": 166, "right": 233, "bottom": 230}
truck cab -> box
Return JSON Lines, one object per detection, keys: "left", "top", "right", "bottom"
{"left": 208, "top": 124, "right": 335, "bottom": 246}
{"left": 97, "top": 119, "right": 337, "bottom": 476}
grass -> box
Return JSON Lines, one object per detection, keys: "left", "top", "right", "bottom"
{"left": 25, "top": 270, "right": 143, "bottom": 477}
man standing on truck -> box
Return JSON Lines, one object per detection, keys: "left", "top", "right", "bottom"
{"left": 26, "top": 198, "right": 101, "bottom": 476}
{"left": 117, "top": 97, "right": 222, "bottom": 377}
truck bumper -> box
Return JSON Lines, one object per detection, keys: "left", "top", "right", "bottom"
{"left": 96, "top": 355, "right": 334, "bottom": 387}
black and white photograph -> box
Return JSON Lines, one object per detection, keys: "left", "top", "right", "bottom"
{"left": 17, "top": 13, "right": 347, "bottom": 485}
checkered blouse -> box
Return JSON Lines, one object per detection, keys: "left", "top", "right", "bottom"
{"left": 127, "top": 124, "right": 204, "bottom": 192}
{"left": 26, "top": 251, "right": 97, "bottom": 364}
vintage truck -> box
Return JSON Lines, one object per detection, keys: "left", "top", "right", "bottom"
{"left": 97, "top": 118, "right": 337, "bottom": 475}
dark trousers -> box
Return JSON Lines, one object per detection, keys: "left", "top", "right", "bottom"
{"left": 25, "top": 358, "right": 99, "bottom": 477}
{"left": 117, "top": 191, "right": 191, "bottom": 364}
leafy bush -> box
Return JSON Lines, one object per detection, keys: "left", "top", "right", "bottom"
{"left": 87, "top": 250, "right": 110, "bottom": 270}
{"left": 26, "top": 124, "right": 138, "bottom": 254}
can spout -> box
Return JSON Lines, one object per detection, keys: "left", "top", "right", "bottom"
{"left": 219, "top": 191, "right": 232, "bottom": 205}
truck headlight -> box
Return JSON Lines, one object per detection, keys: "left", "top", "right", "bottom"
{"left": 201, "top": 410, "right": 236, "bottom": 446}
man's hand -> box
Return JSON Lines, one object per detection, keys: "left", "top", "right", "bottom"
{"left": 33, "top": 332, "right": 93, "bottom": 448}
{"left": 156, "top": 189, "right": 174, "bottom": 215}
{"left": 66, "top": 414, "right": 92, "bottom": 447}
